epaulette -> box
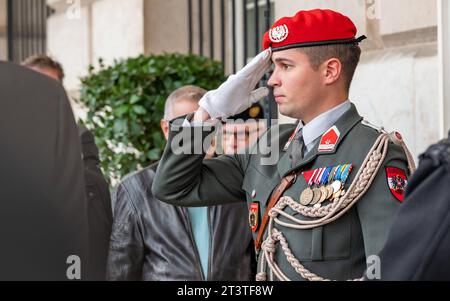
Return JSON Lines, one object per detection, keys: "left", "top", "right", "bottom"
{"left": 361, "top": 119, "right": 387, "bottom": 134}
{"left": 420, "top": 132, "right": 450, "bottom": 168}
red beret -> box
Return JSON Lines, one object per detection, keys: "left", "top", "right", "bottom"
{"left": 263, "top": 9, "right": 366, "bottom": 51}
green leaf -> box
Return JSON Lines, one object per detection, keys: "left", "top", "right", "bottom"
{"left": 114, "top": 105, "right": 129, "bottom": 117}
{"left": 114, "top": 119, "right": 127, "bottom": 133}
{"left": 133, "top": 105, "right": 147, "bottom": 115}
{"left": 130, "top": 95, "right": 140, "bottom": 104}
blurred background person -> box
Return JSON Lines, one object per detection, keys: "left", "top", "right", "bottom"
{"left": 107, "top": 85, "right": 255, "bottom": 281}
{"left": 218, "top": 103, "right": 266, "bottom": 156}
{"left": 22, "top": 55, "right": 65, "bottom": 82}
{"left": 0, "top": 61, "right": 89, "bottom": 280}
{"left": 22, "top": 55, "right": 112, "bottom": 280}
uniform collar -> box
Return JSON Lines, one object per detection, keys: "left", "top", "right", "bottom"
{"left": 299, "top": 100, "right": 351, "bottom": 151}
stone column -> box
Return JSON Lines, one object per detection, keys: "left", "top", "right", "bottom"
{"left": 47, "top": 0, "right": 145, "bottom": 118}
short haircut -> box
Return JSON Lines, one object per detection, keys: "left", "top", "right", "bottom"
{"left": 297, "top": 43, "right": 361, "bottom": 91}
{"left": 22, "top": 55, "right": 65, "bottom": 81}
{"left": 164, "top": 85, "right": 206, "bottom": 120}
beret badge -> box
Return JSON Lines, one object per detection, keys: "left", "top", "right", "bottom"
{"left": 269, "top": 24, "right": 289, "bottom": 43}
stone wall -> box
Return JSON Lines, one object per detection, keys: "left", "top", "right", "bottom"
{"left": 47, "top": 0, "right": 144, "bottom": 92}
{"left": 275, "top": 0, "right": 439, "bottom": 158}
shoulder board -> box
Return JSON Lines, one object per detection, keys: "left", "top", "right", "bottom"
{"left": 361, "top": 119, "right": 387, "bottom": 134}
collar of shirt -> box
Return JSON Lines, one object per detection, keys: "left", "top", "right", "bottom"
{"left": 299, "top": 100, "right": 352, "bottom": 152}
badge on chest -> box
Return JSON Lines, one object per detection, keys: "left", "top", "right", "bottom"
{"left": 249, "top": 202, "right": 260, "bottom": 232}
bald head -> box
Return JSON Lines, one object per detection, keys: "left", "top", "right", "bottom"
{"left": 164, "top": 85, "right": 206, "bottom": 120}
{"left": 161, "top": 85, "right": 206, "bottom": 140}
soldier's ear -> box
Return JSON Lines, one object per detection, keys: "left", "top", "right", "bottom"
{"left": 160, "top": 119, "right": 169, "bottom": 141}
{"left": 323, "top": 58, "right": 342, "bottom": 86}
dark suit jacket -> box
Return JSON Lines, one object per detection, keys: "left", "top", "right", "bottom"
{"left": 375, "top": 133, "right": 450, "bottom": 281}
{"left": 0, "top": 62, "right": 89, "bottom": 280}
{"left": 78, "top": 125, "right": 112, "bottom": 280}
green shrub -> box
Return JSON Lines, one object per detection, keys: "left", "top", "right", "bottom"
{"left": 79, "top": 53, "right": 226, "bottom": 183}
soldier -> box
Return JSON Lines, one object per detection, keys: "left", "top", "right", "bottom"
{"left": 370, "top": 132, "right": 450, "bottom": 281}
{"left": 152, "top": 9, "right": 415, "bottom": 281}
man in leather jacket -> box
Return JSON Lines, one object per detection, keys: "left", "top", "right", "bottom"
{"left": 106, "top": 86, "right": 256, "bottom": 281}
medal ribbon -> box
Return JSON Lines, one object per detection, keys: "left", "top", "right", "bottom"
{"left": 320, "top": 167, "right": 332, "bottom": 186}
{"left": 340, "top": 164, "right": 353, "bottom": 184}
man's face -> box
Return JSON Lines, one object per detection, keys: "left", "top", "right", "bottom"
{"left": 30, "top": 66, "right": 62, "bottom": 82}
{"left": 161, "top": 99, "right": 199, "bottom": 141}
{"left": 268, "top": 49, "right": 324, "bottom": 122}
{"left": 171, "top": 99, "right": 200, "bottom": 120}
{"left": 221, "top": 120, "right": 264, "bottom": 154}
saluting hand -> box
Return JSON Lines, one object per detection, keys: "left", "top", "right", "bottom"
{"left": 198, "top": 48, "right": 272, "bottom": 120}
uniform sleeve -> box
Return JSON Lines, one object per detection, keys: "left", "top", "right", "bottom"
{"left": 106, "top": 184, "right": 144, "bottom": 281}
{"left": 356, "top": 142, "right": 409, "bottom": 259}
{"left": 152, "top": 121, "right": 247, "bottom": 207}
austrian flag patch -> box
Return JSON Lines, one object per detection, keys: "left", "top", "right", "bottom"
{"left": 386, "top": 167, "right": 408, "bottom": 202}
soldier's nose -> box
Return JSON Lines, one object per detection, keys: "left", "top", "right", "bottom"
{"left": 267, "top": 72, "right": 280, "bottom": 88}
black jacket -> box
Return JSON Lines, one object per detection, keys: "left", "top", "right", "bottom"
{"left": 78, "top": 125, "right": 113, "bottom": 280}
{"left": 107, "top": 163, "right": 255, "bottom": 281}
{"left": 375, "top": 132, "right": 450, "bottom": 280}
{"left": 0, "top": 62, "right": 89, "bottom": 280}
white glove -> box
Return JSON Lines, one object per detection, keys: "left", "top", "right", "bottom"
{"left": 199, "top": 49, "right": 272, "bottom": 120}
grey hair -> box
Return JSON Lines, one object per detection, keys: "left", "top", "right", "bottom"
{"left": 164, "top": 85, "right": 206, "bottom": 120}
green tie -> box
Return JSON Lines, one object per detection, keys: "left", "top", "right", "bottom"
{"left": 290, "top": 129, "right": 304, "bottom": 168}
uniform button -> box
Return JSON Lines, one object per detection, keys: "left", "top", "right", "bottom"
{"left": 251, "top": 190, "right": 256, "bottom": 198}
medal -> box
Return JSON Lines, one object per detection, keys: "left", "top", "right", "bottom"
{"left": 332, "top": 164, "right": 353, "bottom": 200}
{"left": 325, "top": 184, "right": 334, "bottom": 200}
{"left": 300, "top": 164, "right": 354, "bottom": 206}
{"left": 332, "top": 189, "right": 343, "bottom": 200}
{"left": 341, "top": 164, "right": 353, "bottom": 183}
{"left": 311, "top": 188, "right": 322, "bottom": 205}
{"left": 318, "top": 167, "right": 332, "bottom": 204}
{"left": 300, "top": 168, "right": 320, "bottom": 206}
{"left": 318, "top": 186, "right": 329, "bottom": 204}
{"left": 331, "top": 165, "right": 344, "bottom": 200}
{"left": 310, "top": 168, "right": 326, "bottom": 205}
{"left": 328, "top": 166, "right": 338, "bottom": 184}
{"left": 300, "top": 187, "right": 314, "bottom": 206}
{"left": 331, "top": 180, "right": 342, "bottom": 193}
